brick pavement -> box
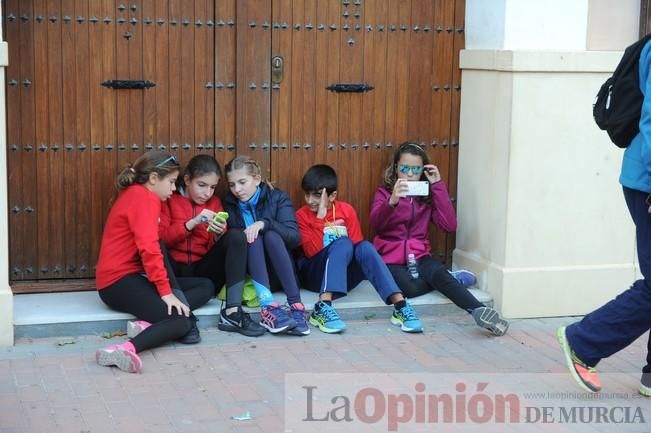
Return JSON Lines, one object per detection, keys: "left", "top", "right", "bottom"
{"left": 1, "top": 311, "right": 650, "bottom": 433}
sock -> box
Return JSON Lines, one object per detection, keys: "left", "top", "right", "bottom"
{"left": 315, "top": 300, "right": 332, "bottom": 311}
{"left": 394, "top": 300, "right": 407, "bottom": 310}
{"left": 120, "top": 341, "right": 136, "bottom": 353}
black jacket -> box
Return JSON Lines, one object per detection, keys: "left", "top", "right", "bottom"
{"left": 223, "top": 184, "right": 301, "bottom": 250}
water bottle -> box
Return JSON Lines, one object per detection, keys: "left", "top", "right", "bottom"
{"left": 407, "top": 253, "right": 419, "bottom": 279}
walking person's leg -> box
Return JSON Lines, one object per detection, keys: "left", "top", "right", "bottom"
{"left": 561, "top": 187, "right": 651, "bottom": 392}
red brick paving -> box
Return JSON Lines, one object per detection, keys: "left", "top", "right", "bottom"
{"left": 1, "top": 312, "right": 650, "bottom": 433}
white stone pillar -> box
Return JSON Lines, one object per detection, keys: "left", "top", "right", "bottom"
{"left": 0, "top": 0, "right": 12, "bottom": 345}
{"left": 454, "top": 0, "right": 641, "bottom": 318}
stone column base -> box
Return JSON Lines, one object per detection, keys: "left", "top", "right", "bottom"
{"left": 453, "top": 249, "right": 637, "bottom": 319}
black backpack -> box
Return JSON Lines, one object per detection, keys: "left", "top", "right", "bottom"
{"left": 593, "top": 34, "right": 651, "bottom": 148}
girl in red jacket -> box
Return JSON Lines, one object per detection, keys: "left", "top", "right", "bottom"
{"left": 370, "top": 142, "right": 509, "bottom": 336}
{"left": 95, "top": 150, "right": 214, "bottom": 373}
{"left": 159, "top": 155, "right": 265, "bottom": 337}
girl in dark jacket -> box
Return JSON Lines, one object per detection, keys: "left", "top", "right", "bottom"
{"left": 223, "top": 156, "right": 309, "bottom": 336}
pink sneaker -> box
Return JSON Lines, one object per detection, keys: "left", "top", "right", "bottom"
{"left": 96, "top": 345, "right": 142, "bottom": 373}
{"left": 126, "top": 320, "right": 151, "bottom": 338}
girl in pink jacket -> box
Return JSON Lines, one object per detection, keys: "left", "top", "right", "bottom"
{"left": 370, "top": 142, "right": 509, "bottom": 336}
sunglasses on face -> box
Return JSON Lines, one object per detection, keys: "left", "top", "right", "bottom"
{"left": 398, "top": 164, "right": 424, "bottom": 175}
{"left": 156, "top": 155, "right": 178, "bottom": 167}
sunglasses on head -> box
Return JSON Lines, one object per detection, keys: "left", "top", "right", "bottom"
{"left": 398, "top": 164, "right": 423, "bottom": 175}
{"left": 155, "top": 155, "right": 178, "bottom": 168}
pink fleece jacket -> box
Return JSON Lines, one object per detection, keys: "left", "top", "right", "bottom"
{"left": 369, "top": 181, "right": 457, "bottom": 265}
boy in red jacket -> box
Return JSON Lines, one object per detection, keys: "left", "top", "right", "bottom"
{"left": 296, "top": 164, "right": 422, "bottom": 334}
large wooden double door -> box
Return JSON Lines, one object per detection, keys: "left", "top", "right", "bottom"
{"left": 4, "top": 0, "right": 464, "bottom": 292}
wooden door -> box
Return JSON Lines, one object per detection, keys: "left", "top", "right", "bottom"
{"left": 4, "top": 0, "right": 233, "bottom": 292}
{"left": 4, "top": 0, "right": 464, "bottom": 292}
{"left": 263, "top": 0, "right": 465, "bottom": 264}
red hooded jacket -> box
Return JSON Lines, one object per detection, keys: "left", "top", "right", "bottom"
{"left": 159, "top": 191, "right": 224, "bottom": 265}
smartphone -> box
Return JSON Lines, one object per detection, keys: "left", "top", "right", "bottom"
{"left": 207, "top": 211, "right": 229, "bottom": 232}
{"left": 405, "top": 181, "right": 429, "bottom": 196}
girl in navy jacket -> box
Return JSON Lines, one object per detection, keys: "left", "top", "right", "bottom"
{"left": 223, "top": 156, "right": 308, "bottom": 336}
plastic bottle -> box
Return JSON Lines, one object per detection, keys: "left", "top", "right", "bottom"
{"left": 407, "top": 253, "right": 419, "bottom": 279}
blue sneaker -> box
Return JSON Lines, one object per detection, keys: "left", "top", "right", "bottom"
{"left": 391, "top": 303, "right": 423, "bottom": 333}
{"left": 285, "top": 303, "right": 310, "bottom": 336}
{"left": 449, "top": 269, "right": 477, "bottom": 288}
{"left": 309, "top": 301, "right": 346, "bottom": 334}
{"left": 260, "top": 304, "right": 296, "bottom": 334}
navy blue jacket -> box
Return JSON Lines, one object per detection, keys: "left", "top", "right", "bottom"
{"left": 223, "top": 183, "right": 301, "bottom": 250}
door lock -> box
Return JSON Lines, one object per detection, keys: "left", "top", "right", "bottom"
{"left": 271, "top": 56, "right": 284, "bottom": 84}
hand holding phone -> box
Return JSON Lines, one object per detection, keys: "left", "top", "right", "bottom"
{"left": 207, "top": 211, "right": 229, "bottom": 233}
{"left": 405, "top": 181, "right": 429, "bottom": 196}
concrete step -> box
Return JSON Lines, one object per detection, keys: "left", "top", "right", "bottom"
{"left": 13, "top": 281, "right": 492, "bottom": 338}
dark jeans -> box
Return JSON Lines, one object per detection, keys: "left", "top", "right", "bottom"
{"left": 248, "top": 230, "right": 302, "bottom": 305}
{"left": 297, "top": 238, "right": 401, "bottom": 305}
{"left": 388, "top": 255, "right": 483, "bottom": 312}
{"left": 168, "top": 229, "right": 247, "bottom": 308}
{"left": 567, "top": 186, "right": 651, "bottom": 373}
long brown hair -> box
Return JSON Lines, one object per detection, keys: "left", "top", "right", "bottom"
{"left": 116, "top": 150, "right": 181, "bottom": 191}
{"left": 383, "top": 142, "right": 432, "bottom": 203}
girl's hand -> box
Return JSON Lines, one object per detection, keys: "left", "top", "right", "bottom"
{"left": 317, "top": 188, "right": 329, "bottom": 219}
{"left": 424, "top": 164, "right": 441, "bottom": 184}
{"left": 207, "top": 218, "right": 227, "bottom": 235}
{"left": 186, "top": 209, "right": 216, "bottom": 231}
{"left": 244, "top": 221, "right": 265, "bottom": 243}
{"left": 389, "top": 179, "right": 409, "bottom": 206}
{"left": 161, "top": 293, "right": 190, "bottom": 317}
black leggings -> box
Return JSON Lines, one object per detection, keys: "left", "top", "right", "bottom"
{"left": 169, "top": 229, "right": 247, "bottom": 308}
{"left": 388, "top": 255, "right": 483, "bottom": 313}
{"left": 99, "top": 273, "right": 213, "bottom": 353}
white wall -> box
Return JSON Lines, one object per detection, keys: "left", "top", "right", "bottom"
{"left": 587, "top": 0, "right": 639, "bottom": 50}
{"left": 0, "top": 0, "right": 12, "bottom": 345}
{"left": 465, "top": 0, "right": 507, "bottom": 49}
{"left": 467, "top": 0, "right": 639, "bottom": 52}
{"left": 456, "top": 0, "right": 642, "bottom": 318}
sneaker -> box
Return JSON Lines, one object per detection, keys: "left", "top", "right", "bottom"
{"left": 260, "top": 304, "right": 297, "bottom": 334}
{"left": 449, "top": 269, "right": 477, "bottom": 288}
{"left": 640, "top": 374, "right": 651, "bottom": 397}
{"left": 178, "top": 323, "right": 201, "bottom": 344}
{"left": 391, "top": 303, "right": 424, "bottom": 333}
{"left": 218, "top": 306, "right": 266, "bottom": 337}
{"left": 472, "top": 306, "right": 509, "bottom": 336}
{"left": 557, "top": 326, "right": 602, "bottom": 393}
{"left": 309, "top": 301, "right": 346, "bottom": 334}
{"left": 96, "top": 345, "right": 142, "bottom": 373}
{"left": 285, "top": 303, "right": 310, "bottom": 336}
{"left": 126, "top": 320, "right": 151, "bottom": 339}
